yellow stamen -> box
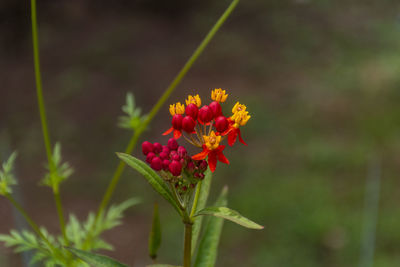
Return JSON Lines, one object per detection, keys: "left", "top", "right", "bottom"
{"left": 211, "top": 88, "right": 228, "bottom": 103}
{"left": 203, "top": 131, "right": 221, "bottom": 150}
{"left": 231, "top": 110, "right": 251, "bottom": 127}
{"left": 185, "top": 94, "right": 202, "bottom": 107}
{"left": 232, "top": 102, "right": 247, "bottom": 114}
{"left": 169, "top": 102, "right": 185, "bottom": 116}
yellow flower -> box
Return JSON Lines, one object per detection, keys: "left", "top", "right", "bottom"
{"left": 231, "top": 110, "right": 251, "bottom": 127}
{"left": 203, "top": 131, "right": 221, "bottom": 150}
{"left": 231, "top": 102, "right": 247, "bottom": 114}
{"left": 169, "top": 102, "right": 185, "bottom": 116}
{"left": 211, "top": 88, "right": 228, "bottom": 103}
{"left": 185, "top": 94, "right": 201, "bottom": 107}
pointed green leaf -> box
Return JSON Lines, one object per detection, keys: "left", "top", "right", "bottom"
{"left": 194, "top": 186, "right": 228, "bottom": 267}
{"left": 148, "top": 203, "right": 162, "bottom": 259}
{"left": 66, "top": 247, "right": 130, "bottom": 267}
{"left": 194, "top": 206, "right": 264, "bottom": 230}
{"left": 117, "top": 153, "right": 182, "bottom": 216}
{"left": 191, "top": 169, "right": 212, "bottom": 255}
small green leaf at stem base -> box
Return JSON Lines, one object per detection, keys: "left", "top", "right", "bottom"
{"left": 194, "top": 206, "right": 264, "bottom": 230}
{"left": 148, "top": 203, "right": 162, "bottom": 260}
{"left": 66, "top": 247, "right": 130, "bottom": 267}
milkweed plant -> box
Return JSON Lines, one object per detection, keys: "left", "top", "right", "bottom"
{"left": 0, "top": 0, "right": 263, "bottom": 266}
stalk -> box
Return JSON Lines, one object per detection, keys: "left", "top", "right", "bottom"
{"left": 183, "top": 222, "right": 193, "bottom": 267}
{"left": 31, "top": 0, "right": 68, "bottom": 245}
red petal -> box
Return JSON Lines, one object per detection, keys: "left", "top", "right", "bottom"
{"left": 162, "top": 127, "right": 174, "bottom": 136}
{"left": 238, "top": 129, "right": 247, "bottom": 146}
{"left": 217, "top": 151, "right": 229, "bottom": 165}
{"left": 227, "top": 129, "right": 238, "bottom": 146}
{"left": 173, "top": 129, "right": 182, "bottom": 139}
{"left": 208, "top": 151, "right": 217, "bottom": 172}
{"left": 192, "top": 148, "right": 209, "bottom": 160}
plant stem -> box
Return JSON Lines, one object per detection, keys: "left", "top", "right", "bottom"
{"left": 183, "top": 222, "right": 193, "bottom": 267}
{"left": 5, "top": 193, "right": 57, "bottom": 253}
{"left": 31, "top": 0, "right": 68, "bottom": 246}
{"left": 190, "top": 181, "right": 202, "bottom": 218}
{"left": 91, "top": 0, "right": 240, "bottom": 230}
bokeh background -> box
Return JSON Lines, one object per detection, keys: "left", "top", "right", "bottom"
{"left": 1, "top": 0, "right": 400, "bottom": 266}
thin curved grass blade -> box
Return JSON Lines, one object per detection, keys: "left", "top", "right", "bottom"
{"left": 66, "top": 247, "right": 130, "bottom": 267}
{"left": 148, "top": 203, "right": 162, "bottom": 260}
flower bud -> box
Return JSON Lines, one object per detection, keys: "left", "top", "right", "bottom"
{"left": 162, "top": 159, "right": 171, "bottom": 170}
{"left": 198, "top": 105, "right": 213, "bottom": 123}
{"left": 186, "top": 160, "right": 195, "bottom": 173}
{"left": 172, "top": 154, "right": 181, "bottom": 162}
{"left": 167, "top": 138, "right": 179, "bottom": 150}
{"left": 162, "top": 145, "right": 170, "bottom": 154}
{"left": 194, "top": 172, "right": 205, "bottom": 179}
{"left": 159, "top": 151, "right": 168, "bottom": 160}
{"left": 142, "top": 141, "right": 154, "bottom": 155}
{"left": 209, "top": 101, "right": 222, "bottom": 118}
{"left": 171, "top": 114, "right": 183, "bottom": 130}
{"left": 177, "top": 146, "right": 187, "bottom": 157}
{"left": 198, "top": 160, "right": 208, "bottom": 171}
{"left": 182, "top": 116, "right": 196, "bottom": 133}
{"left": 153, "top": 142, "right": 162, "bottom": 154}
{"left": 215, "top": 116, "right": 229, "bottom": 133}
{"left": 150, "top": 157, "right": 163, "bottom": 171}
{"left": 185, "top": 103, "right": 199, "bottom": 119}
{"left": 169, "top": 160, "right": 182, "bottom": 176}
{"left": 146, "top": 152, "right": 156, "bottom": 163}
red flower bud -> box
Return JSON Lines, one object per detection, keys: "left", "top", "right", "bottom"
{"left": 177, "top": 146, "right": 187, "bottom": 157}
{"left": 209, "top": 101, "right": 222, "bottom": 118}
{"left": 169, "top": 160, "right": 182, "bottom": 176}
{"left": 153, "top": 142, "right": 162, "bottom": 153}
{"left": 185, "top": 103, "right": 199, "bottom": 119}
{"left": 215, "top": 116, "right": 229, "bottom": 133}
{"left": 162, "top": 159, "right": 171, "bottom": 170}
{"left": 172, "top": 154, "right": 181, "bottom": 161}
{"left": 182, "top": 116, "right": 196, "bottom": 133}
{"left": 171, "top": 114, "right": 183, "bottom": 130}
{"left": 186, "top": 160, "right": 195, "bottom": 173}
{"left": 142, "top": 141, "right": 154, "bottom": 155}
{"left": 198, "top": 105, "right": 213, "bottom": 123}
{"left": 146, "top": 152, "right": 156, "bottom": 163}
{"left": 162, "top": 145, "right": 170, "bottom": 154}
{"left": 194, "top": 172, "right": 205, "bottom": 179}
{"left": 159, "top": 151, "right": 168, "bottom": 160}
{"left": 198, "top": 160, "right": 208, "bottom": 171}
{"left": 150, "top": 157, "right": 163, "bottom": 171}
{"left": 167, "top": 138, "right": 179, "bottom": 150}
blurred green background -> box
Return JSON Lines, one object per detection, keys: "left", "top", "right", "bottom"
{"left": 1, "top": 0, "right": 400, "bottom": 266}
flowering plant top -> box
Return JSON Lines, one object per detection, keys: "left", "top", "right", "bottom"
{"left": 142, "top": 88, "right": 251, "bottom": 193}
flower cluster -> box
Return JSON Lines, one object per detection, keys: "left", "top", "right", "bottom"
{"left": 143, "top": 88, "right": 250, "bottom": 181}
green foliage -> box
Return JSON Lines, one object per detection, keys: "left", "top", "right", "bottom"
{"left": 0, "top": 199, "right": 138, "bottom": 266}
{"left": 191, "top": 169, "right": 212, "bottom": 255}
{"left": 148, "top": 203, "right": 162, "bottom": 260}
{"left": 194, "top": 186, "right": 228, "bottom": 267}
{"left": 147, "top": 265, "right": 182, "bottom": 267}
{"left": 195, "top": 206, "right": 263, "bottom": 230}
{"left": 118, "top": 92, "right": 146, "bottom": 130}
{"left": 0, "top": 152, "right": 17, "bottom": 195}
{"left": 41, "top": 143, "right": 74, "bottom": 188}
{"left": 117, "top": 153, "right": 182, "bottom": 216}
{"left": 67, "top": 247, "right": 129, "bottom": 267}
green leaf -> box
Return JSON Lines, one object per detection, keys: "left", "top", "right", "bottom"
{"left": 117, "top": 153, "right": 182, "bottom": 216}
{"left": 66, "top": 247, "right": 130, "bottom": 267}
{"left": 147, "top": 265, "right": 182, "bottom": 267}
{"left": 194, "top": 206, "right": 264, "bottom": 230}
{"left": 191, "top": 169, "right": 212, "bottom": 255}
{"left": 194, "top": 186, "right": 228, "bottom": 267}
{"left": 0, "top": 151, "right": 18, "bottom": 195}
{"left": 148, "top": 203, "right": 161, "bottom": 260}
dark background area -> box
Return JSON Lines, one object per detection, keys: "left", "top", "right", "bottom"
{"left": 1, "top": 0, "right": 400, "bottom": 266}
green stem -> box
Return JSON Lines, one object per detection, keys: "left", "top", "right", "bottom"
{"left": 92, "top": 0, "right": 240, "bottom": 229}
{"left": 31, "top": 0, "right": 68, "bottom": 246}
{"left": 5, "top": 194, "right": 57, "bottom": 253}
{"left": 190, "top": 181, "right": 202, "bottom": 218}
{"left": 183, "top": 222, "right": 193, "bottom": 267}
